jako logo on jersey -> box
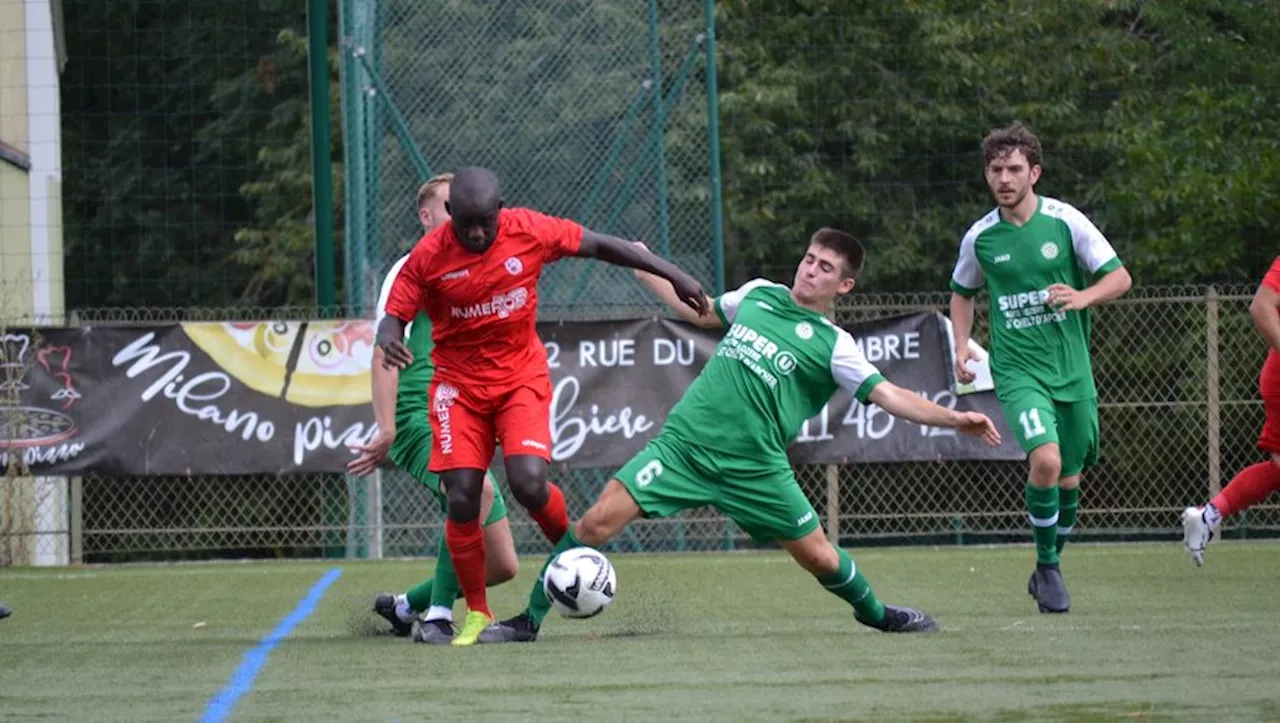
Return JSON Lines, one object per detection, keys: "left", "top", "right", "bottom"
{"left": 997, "top": 289, "right": 1050, "bottom": 311}
{"left": 794, "top": 322, "right": 813, "bottom": 340}
{"left": 451, "top": 287, "right": 529, "bottom": 320}
{"left": 756, "top": 301, "right": 774, "bottom": 310}
{"left": 1040, "top": 242, "right": 1059, "bottom": 260}
{"left": 441, "top": 269, "right": 470, "bottom": 281}
{"left": 796, "top": 510, "right": 814, "bottom": 526}
{"left": 993, "top": 253, "right": 1011, "bottom": 264}
{"left": 433, "top": 384, "right": 459, "bottom": 455}
{"left": 521, "top": 439, "right": 547, "bottom": 451}
{"left": 504, "top": 257, "right": 523, "bottom": 275}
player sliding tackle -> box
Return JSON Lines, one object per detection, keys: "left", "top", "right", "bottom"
{"left": 479, "top": 228, "right": 1003, "bottom": 643}
{"left": 377, "top": 166, "right": 707, "bottom": 647}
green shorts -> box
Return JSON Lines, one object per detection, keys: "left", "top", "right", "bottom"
{"left": 999, "top": 388, "right": 1099, "bottom": 477}
{"left": 389, "top": 412, "right": 507, "bottom": 526}
{"left": 616, "top": 434, "right": 820, "bottom": 542}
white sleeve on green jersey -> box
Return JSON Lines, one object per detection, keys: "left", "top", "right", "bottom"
{"left": 1043, "top": 199, "right": 1121, "bottom": 274}
{"left": 950, "top": 211, "right": 998, "bottom": 295}
{"left": 376, "top": 254, "right": 412, "bottom": 334}
{"left": 714, "top": 278, "right": 782, "bottom": 325}
{"left": 830, "top": 326, "right": 885, "bottom": 403}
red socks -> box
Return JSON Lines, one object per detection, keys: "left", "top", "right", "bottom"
{"left": 444, "top": 518, "right": 489, "bottom": 616}
{"left": 1211, "top": 461, "right": 1280, "bottom": 517}
{"left": 529, "top": 483, "right": 569, "bottom": 543}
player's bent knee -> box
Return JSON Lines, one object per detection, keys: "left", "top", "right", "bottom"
{"left": 575, "top": 482, "right": 640, "bottom": 546}
{"left": 504, "top": 457, "right": 550, "bottom": 509}
{"left": 442, "top": 471, "right": 485, "bottom": 521}
{"left": 1028, "top": 446, "right": 1062, "bottom": 486}
{"left": 575, "top": 513, "right": 614, "bottom": 547}
{"left": 487, "top": 557, "right": 519, "bottom": 585}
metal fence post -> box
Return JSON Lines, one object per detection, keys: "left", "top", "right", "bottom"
{"left": 1206, "top": 286, "right": 1222, "bottom": 499}
{"left": 825, "top": 464, "right": 840, "bottom": 544}
{"left": 69, "top": 476, "right": 82, "bottom": 564}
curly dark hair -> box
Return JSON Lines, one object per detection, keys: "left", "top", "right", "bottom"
{"left": 982, "top": 122, "right": 1042, "bottom": 168}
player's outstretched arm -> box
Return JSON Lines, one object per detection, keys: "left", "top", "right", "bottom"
{"left": 868, "top": 381, "right": 1002, "bottom": 447}
{"left": 628, "top": 243, "right": 719, "bottom": 328}
{"left": 1250, "top": 281, "right": 1280, "bottom": 354}
{"left": 576, "top": 230, "right": 708, "bottom": 317}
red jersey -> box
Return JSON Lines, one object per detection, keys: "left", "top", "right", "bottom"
{"left": 384, "top": 207, "right": 584, "bottom": 389}
{"left": 1261, "top": 256, "right": 1280, "bottom": 390}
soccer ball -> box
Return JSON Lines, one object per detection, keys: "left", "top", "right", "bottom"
{"left": 543, "top": 546, "right": 617, "bottom": 619}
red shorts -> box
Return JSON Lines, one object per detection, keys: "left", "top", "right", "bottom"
{"left": 427, "top": 376, "right": 552, "bottom": 472}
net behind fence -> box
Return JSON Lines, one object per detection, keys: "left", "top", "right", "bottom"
{"left": 339, "top": 0, "right": 720, "bottom": 318}
{"left": 55, "top": 286, "right": 1279, "bottom": 563}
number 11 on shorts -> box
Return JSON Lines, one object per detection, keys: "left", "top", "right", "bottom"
{"left": 1019, "top": 408, "right": 1047, "bottom": 439}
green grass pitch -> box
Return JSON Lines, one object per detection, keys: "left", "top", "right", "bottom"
{"left": 2, "top": 543, "right": 1278, "bottom": 722}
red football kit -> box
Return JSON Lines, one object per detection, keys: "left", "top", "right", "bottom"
{"left": 1257, "top": 255, "right": 1280, "bottom": 452}
{"left": 384, "top": 207, "right": 584, "bottom": 471}
{"left": 1205, "top": 255, "right": 1280, "bottom": 521}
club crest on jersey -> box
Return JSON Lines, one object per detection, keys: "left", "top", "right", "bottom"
{"left": 773, "top": 351, "right": 797, "bottom": 376}
{"left": 1040, "top": 242, "right": 1059, "bottom": 260}
{"left": 794, "top": 322, "right": 813, "bottom": 340}
{"left": 504, "top": 256, "right": 523, "bottom": 275}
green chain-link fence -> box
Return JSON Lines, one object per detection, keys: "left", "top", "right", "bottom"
{"left": 50, "top": 286, "right": 1278, "bottom": 563}
{"left": 338, "top": 0, "right": 723, "bottom": 319}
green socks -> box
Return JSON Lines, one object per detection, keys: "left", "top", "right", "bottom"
{"left": 1027, "top": 483, "right": 1060, "bottom": 565}
{"left": 405, "top": 533, "right": 462, "bottom": 613}
{"left": 1056, "top": 486, "right": 1080, "bottom": 556}
{"left": 818, "top": 547, "right": 884, "bottom": 625}
{"left": 526, "top": 526, "right": 583, "bottom": 627}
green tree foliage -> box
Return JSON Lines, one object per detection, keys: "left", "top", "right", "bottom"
{"left": 715, "top": 0, "right": 1280, "bottom": 290}
{"left": 211, "top": 28, "right": 344, "bottom": 307}
{"left": 60, "top": 0, "right": 339, "bottom": 310}
{"left": 60, "top": 0, "right": 1280, "bottom": 311}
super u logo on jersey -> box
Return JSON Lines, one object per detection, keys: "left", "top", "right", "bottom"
{"left": 773, "top": 351, "right": 797, "bottom": 376}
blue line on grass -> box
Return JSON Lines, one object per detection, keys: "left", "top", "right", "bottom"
{"left": 201, "top": 567, "right": 343, "bottom": 723}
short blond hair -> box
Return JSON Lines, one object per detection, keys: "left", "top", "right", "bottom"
{"left": 416, "top": 172, "right": 453, "bottom": 210}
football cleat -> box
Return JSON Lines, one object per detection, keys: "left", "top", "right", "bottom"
{"left": 451, "top": 609, "right": 494, "bottom": 647}
{"left": 1027, "top": 566, "right": 1070, "bottom": 613}
{"left": 1181, "top": 506, "right": 1214, "bottom": 567}
{"left": 858, "top": 604, "right": 938, "bottom": 633}
{"left": 373, "top": 593, "right": 413, "bottom": 637}
{"left": 413, "top": 618, "right": 457, "bottom": 645}
{"left": 477, "top": 612, "right": 541, "bottom": 644}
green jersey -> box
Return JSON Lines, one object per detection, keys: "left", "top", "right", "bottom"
{"left": 377, "top": 255, "right": 435, "bottom": 417}
{"left": 661, "top": 280, "right": 885, "bottom": 467}
{"left": 949, "top": 196, "right": 1123, "bottom": 402}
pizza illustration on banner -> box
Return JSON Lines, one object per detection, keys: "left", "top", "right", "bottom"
{"left": 182, "top": 321, "right": 375, "bottom": 407}
{"left": 0, "top": 333, "right": 81, "bottom": 449}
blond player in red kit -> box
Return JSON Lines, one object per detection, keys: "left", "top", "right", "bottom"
{"left": 378, "top": 166, "right": 707, "bottom": 646}
{"left": 1183, "top": 255, "right": 1280, "bottom": 565}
